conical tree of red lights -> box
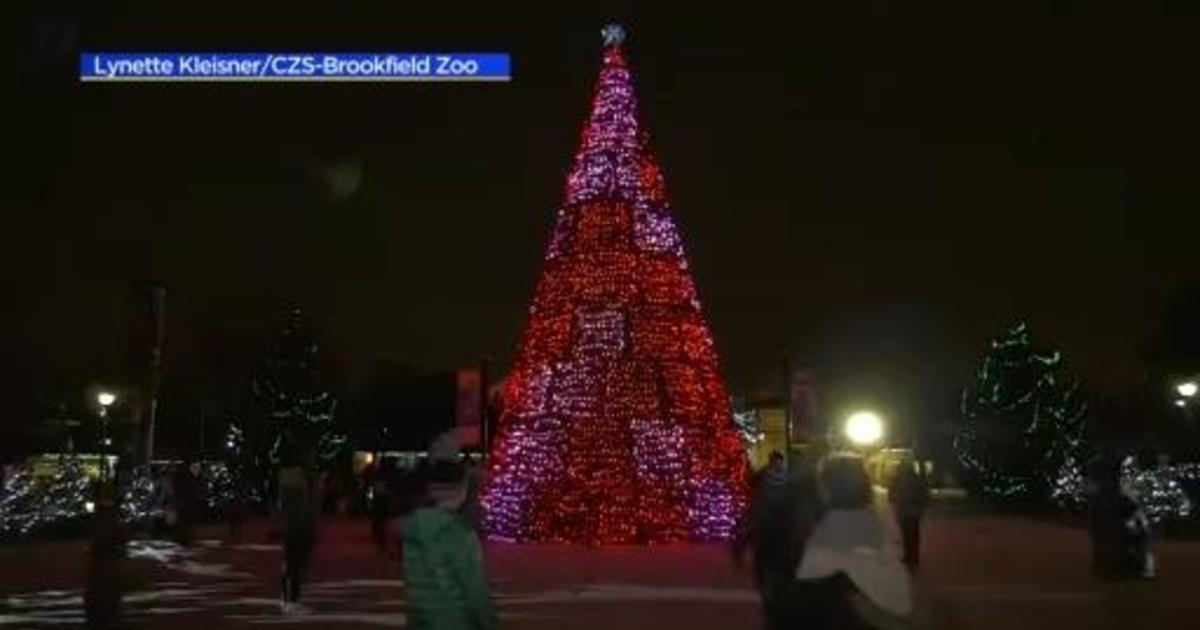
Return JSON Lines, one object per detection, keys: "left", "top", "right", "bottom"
{"left": 482, "top": 26, "right": 749, "bottom": 544}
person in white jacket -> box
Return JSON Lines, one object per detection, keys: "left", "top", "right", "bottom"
{"left": 791, "top": 454, "right": 913, "bottom": 630}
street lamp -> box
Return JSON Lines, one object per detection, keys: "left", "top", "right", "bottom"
{"left": 844, "top": 410, "right": 885, "bottom": 448}
{"left": 1174, "top": 381, "right": 1197, "bottom": 420}
{"left": 96, "top": 391, "right": 117, "bottom": 481}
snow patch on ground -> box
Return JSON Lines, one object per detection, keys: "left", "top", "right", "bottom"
{"left": 0, "top": 613, "right": 86, "bottom": 625}
{"left": 306, "top": 579, "right": 405, "bottom": 590}
{"left": 175, "top": 560, "right": 254, "bottom": 579}
{"left": 938, "top": 584, "right": 1100, "bottom": 603}
{"left": 497, "top": 583, "right": 757, "bottom": 604}
{"left": 228, "top": 612, "right": 407, "bottom": 626}
{"left": 4, "top": 593, "right": 83, "bottom": 609}
{"left": 233, "top": 543, "right": 282, "bottom": 552}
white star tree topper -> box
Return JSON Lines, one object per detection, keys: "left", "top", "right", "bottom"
{"left": 602, "top": 24, "right": 626, "bottom": 46}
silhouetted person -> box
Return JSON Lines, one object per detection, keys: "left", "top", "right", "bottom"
{"left": 1089, "top": 455, "right": 1154, "bottom": 580}
{"left": 151, "top": 468, "right": 174, "bottom": 537}
{"left": 321, "top": 471, "right": 340, "bottom": 515}
{"left": 227, "top": 468, "right": 249, "bottom": 542}
{"left": 369, "top": 459, "right": 394, "bottom": 555}
{"left": 733, "top": 452, "right": 822, "bottom": 629}
{"left": 458, "top": 460, "right": 484, "bottom": 534}
{"left": 85, "top": 481, "right": 126, "bottom": 629}
{"left": 173, "top": 463, "right": 201, "bottom": 545}
{"left": 887, "top": 458, "right": 930, "bottom": 570}
{"left": 277, "top": 445, "right": 320, "bottom": 614}
{"left": 785, "top": 454, "right": 913, "bottom": 630}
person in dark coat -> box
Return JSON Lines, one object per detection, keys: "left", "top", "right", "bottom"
{"left": 321, "top": 471, "right": 340, "bottom": 515}
{"left": 85, "top": 480, "right": 127, "bottom": 629}
{"left": 887, "top": 457, "right": 930, "bottom": 570}
{"left": 151, "top": 468, "right": 175, "bottom": 537}
{"left": 277, "top": 444, "right": 320, "bottom": 614}
{"left": 227, "top": 467, "right": 250, "bottom": 542}
{"left": 1088, "top": 455, "right": 1154, "bottom": 580}
{"left": 370, "top": 459, "right": 397, "bottom": 555}
{"left": 733, "top": 452, "right": 822, "bottom": 629}
{"left": 172, "top": 463, "right": 201, "bottom": 545}
{"left": 457, "top": 460, "right": 484, "bottom": 535}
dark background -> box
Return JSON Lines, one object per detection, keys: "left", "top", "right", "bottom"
{"left": 6, "top": 4, "right": 1199, "bottom": 451}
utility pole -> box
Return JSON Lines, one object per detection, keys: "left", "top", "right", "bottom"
{"left": 782, "top": 350, "right": 792, "bottom": 465}
{"left": 480, "top": 357, "right": 492, "bottom": 459}
{"left": 141, "top": 286, "right": 166, "bottom": 464}
{"left": 198, "top": 404, "right": 206, "bottom": 461}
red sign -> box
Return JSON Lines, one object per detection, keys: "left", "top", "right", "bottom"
{"left": 456, "top": 368, "right": 483, "bottom": 448}
{"left": 789, "top": 370, "right": 818, "bottom": 441}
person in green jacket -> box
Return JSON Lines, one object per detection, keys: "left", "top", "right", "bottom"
{"left": 403, "top": 460, "right": 498, "bottom": 630}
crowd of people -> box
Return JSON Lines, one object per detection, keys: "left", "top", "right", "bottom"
{"left": 732, "top": 448, "right": 1159, "bottom": 630}
{"left": 225, "top": 443, "right": 1163, "bottom": 629}
{"left": 733, "top": 451, "right": 923, "bottom": 630}
{"left": 271, "top": 442, "right": 493, "bottom": 627}
{"left": 79, "top": 440, "right": 1161, "bottom": 630}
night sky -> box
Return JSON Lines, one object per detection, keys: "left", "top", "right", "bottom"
{"left": 8, "top": 6, "right": 1200, "bottom": 434}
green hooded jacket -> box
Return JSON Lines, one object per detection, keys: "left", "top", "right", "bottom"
{"left": 403, "top": 506, "right": 498, "bottom": 630}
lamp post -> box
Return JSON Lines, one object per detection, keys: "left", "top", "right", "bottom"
{"left": 1175, "top": 380, "right": 1197, "bottom": 422}
{"left": 88, "top": 389, "right": 123, "bottom": 629}
{"left": 97, "top": 391, "right": 116, "bottom": 481}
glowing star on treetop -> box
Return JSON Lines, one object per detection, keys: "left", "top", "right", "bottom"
{"left": 601, "top": 24, "right": 626, "bottom": 47}
{"left": 481, "top": 26, "right": 749, "bottom": 544}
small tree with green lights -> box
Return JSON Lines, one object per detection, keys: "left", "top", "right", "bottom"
{"left": 956, "top": 321, "right": 1088, "bottom": 504}
{"left": 251, "top": 309, "right": 347, "bottom": 476}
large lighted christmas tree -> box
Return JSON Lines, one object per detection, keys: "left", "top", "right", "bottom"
{"left": 482, "top": 26, "right": 749, "bottom": 544}
{"left": 956, "top": 321, "right": 1088, "bottom": 503}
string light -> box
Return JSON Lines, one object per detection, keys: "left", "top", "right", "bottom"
{"left": 733, "top": 410, "right": 765, "bottom": 445}
{"left": 1122, "top": 458, "right": 1194, "bottom": 523}
{"left": 1, "top": 455, "right": 92, "bottom": 538}
{"left": 2, "top": 459, "right": 242, "bottom": 540}
{"left": 202, "top": 462, "right": 236, "bottom": 512}
{"left": 120, "top": 467, "right": 161, "bottom": 523}
{"left": 1052, "top": 459, "right": 1198, "bottom": 522}
{"left": 481, "top": 27, "right": 748, "bottom": 544}
{"left": 253, "top": 309, "right": 348, "bottom": 472}
{"left": 955, "top": 321, "right": 1088, "bottom": 503}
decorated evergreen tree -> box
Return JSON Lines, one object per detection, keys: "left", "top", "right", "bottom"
{"left": 956, "top": 321, "right": 1088, "bottom": 503}
{"left": 119, "top": 466, "right": 161, "bottom": 524}
{"left": 1, "top": 455, "right": 92, "bottom": 538}
{"left": 251, "top": 308, "right": 346, "bottom": 473}
{"left": 733, "top": 409, "right": 765, "bottom": 449}
{"left": 482, "top": 25, "right": 749, "bottom": 544}
{"left": 1123, "top": 457, "right": 1194, "bottom": 524}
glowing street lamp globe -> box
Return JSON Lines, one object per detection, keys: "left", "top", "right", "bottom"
{"left": 844, "top": 411, "right": 884, "bottom": 447}
{"left": 97, "top": 391, "right": 116, "bottom": 408}
{"left": 1177, "top": 381, "right": 1198, "bottom": 399}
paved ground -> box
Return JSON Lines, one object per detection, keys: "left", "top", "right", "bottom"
{"left": 2, "top": 508, "right": 1200, "bottom": 628}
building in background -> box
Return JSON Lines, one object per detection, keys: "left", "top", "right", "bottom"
{"left": 735, "top": 367, "right": 825, "bottom": 470}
